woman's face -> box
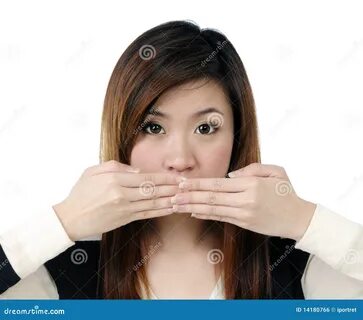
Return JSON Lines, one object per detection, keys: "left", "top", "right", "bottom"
{"left": 130, "top": 78, "right": 234, "bottom": 179}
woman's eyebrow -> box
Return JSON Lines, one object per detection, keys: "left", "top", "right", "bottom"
{"left": 146, "top": 107, "right": 224, "bottom": 119}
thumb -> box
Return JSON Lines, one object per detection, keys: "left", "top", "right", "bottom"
{"left": 228, "top": 163, "right": 284, "bottom": 178}
{"left": 104, "top": 160, "right": 141, "bottom": 173}
{"left": 83, "top": 160, "right": 140, "bottom": 177}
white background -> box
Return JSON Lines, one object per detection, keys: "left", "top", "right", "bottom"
{"left": 1, "top": 0, "right": 362, "bottom": 233}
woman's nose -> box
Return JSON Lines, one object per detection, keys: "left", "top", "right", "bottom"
{"left": 164, "top": 139, "right": 196, "bottom": 173}
{"left": 165, "top": 156, "right": 195, "bottom": 173}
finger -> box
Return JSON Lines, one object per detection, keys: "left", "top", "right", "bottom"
{"left": 109, "top": 172, "right": 180, "bottom": 187}
{"left": 228, "top": 163, "right": 285, "bottom": 178}
{"left": 127, "top": 184, "right": 180, "bottom": 202}
{"left": 132, "top": 207, "right": 175, "bottom": 222}
{"left": 172, "top": 203, "right": 242, "bottom": 220}
{"left": 190, "top": 213, "right": 241, "bottom": 225}
{"left": 132, "top": 196, "right": 174, "bottom": 219}
{"left": 178, "top": 177, "right": 255, "bottom": 192}
{"left": 83, "top": 160, "right": 140, "bottom": 177}
{"left": 132, "top": 195, "right": 174, "bottom": 213}
{"left": 171, "top": 191, "right": 245, "bottom": 208}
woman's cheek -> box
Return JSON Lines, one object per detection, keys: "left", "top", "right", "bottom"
{"left": 130, "top": 142, "right": 161, "bottom": 172}
{"left": 200, "top": 144, "right": 233, "bottom": 177}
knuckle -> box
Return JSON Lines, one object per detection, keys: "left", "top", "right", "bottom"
{"left": 109, "top": 186, "right": 125, "bottom": 203}
{"left": 110, "top": 189, "right": 122, "bottom": 204}
{"left": 106, "top": 160, "right": 120, "bottom": 171}
{"left": 207, "top": 191, "right": 216, "bottom": 204}
{"left": 108, "top": 160, "right": 119, "bottom": 166}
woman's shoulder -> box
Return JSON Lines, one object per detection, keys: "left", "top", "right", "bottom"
{"left": 45, "top": 240, "right": 101, "bottom": 299}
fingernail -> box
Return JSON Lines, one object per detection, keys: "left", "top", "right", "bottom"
{"left": 227, "top": 171, "right": 237, "bottom": 177}
{"left": 126, "top": 167, "right": 140, "bottom": 173}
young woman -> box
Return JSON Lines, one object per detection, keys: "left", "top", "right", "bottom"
{"left": 1, "top": 20, "right": 362, "bottom": 299}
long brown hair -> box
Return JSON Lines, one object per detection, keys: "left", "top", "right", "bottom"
{"left": 98, "top": 20, "right": 272, "bottom": 299}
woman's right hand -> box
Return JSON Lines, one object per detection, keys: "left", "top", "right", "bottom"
{"left": 52, "top": 160, "right": 182, "bottom": 241}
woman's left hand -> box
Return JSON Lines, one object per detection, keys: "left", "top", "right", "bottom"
{"left": 171, "top": 163, "right": 317, "bottom": 241}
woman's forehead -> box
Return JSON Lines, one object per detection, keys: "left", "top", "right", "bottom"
{"left": 150, "top": 80, "right": 231, "bottom": 119}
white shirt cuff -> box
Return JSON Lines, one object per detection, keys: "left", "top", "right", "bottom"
{"left": 0, "top": 207, "right": 75, "bottom": 279}
{"left": 295, "top": 203, "right": 363, "bottom": 281}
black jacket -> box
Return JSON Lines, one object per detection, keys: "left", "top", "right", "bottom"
{"left": 0, "top": 237, "right": 309, "bottom": 299}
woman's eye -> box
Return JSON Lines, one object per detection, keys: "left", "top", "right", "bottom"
{"left": 142, "top": 122, "right": 165, "bottom": 135}
{"left": 141, "top": 121, "right": 220, "bottom": 135}
{"left": 195, "top": 123, "right": 219, "bottom": 135}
